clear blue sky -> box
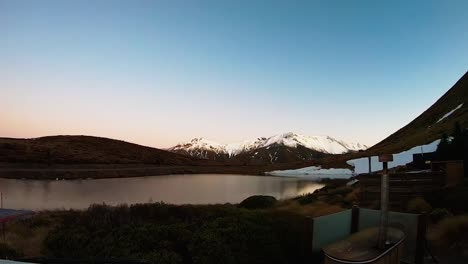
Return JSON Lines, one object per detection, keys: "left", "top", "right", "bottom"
{"left": 1, "top": 0, "right": 467, "bottom": 147}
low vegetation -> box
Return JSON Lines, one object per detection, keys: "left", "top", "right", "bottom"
{"left": 426, "top": 180, "right": 468, "bottom": 214}
{"left": 406, "top": 197, "right": 432, "bottom": 214}
{"left": 429, "top": 208, "right": 453, "bottom": 223}
{"left": 2, "top": 181, "right": 357, "bottom": 264}
{"left": 429, "top": 215, "right": 468, "bottom": 257}
{"left": 0, "top": 243, "right": 21, "bottom": 259}
{"left": 238, "top": 195, "right": 277, "bottom": 209}
{"left": 5, "top": 175, "right": 467, "bottom": 263}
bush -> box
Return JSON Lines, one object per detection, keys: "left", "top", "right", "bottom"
{"left": 406, "top": 197, "right": 432, "bottom": 213}
{"left": 432, "top": 215, "right": 468, "bottom": 254}
{"left": 239, "top": 195, "right": 277, "bottom": 209}
{"left": 425, "top": 186, "right": 468, "bottom": 214}
{"left": 332, "top": 194, "right": 345, "bottom": 204}
{"left": 141, "top": 249, "right": 183, "bottom": 264}
{"left": 264, "top": 210, "right": 314, "bottom": 263}
{"left": 430, "top": 208, "right": 453, "bottom": 223}
{"left": 440, "top": 187, "right": 468, "bottom": 214}
{"left": 328, "top": 187, "right": 353, "bottom": 196}
{"left": 189, "top": 213, "right": 285, "bottom": 264}
{"left": 0, "top": 242, "right": 21, "bottom": 258}
{"left": 43, "top": 202, "right": 322, "bottom": 263}
{"left": 343, "top": 188, "right": 360, "bottom": 205}
{"left": 295, "top": 193, "right": 317, "bottom": 205}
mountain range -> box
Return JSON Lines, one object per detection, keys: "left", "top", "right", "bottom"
{"left": 167, "top": 132, "right": 367, "bottom": 164}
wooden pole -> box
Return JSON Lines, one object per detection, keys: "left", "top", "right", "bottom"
{"left": 415, "top": 213, "right": 428, "bottom": 264}
{"left": 378, "top": 161, "right": 389, "bottom": 249}
{"left": 1, "top": 192, "right": 4, "bottom": 244}
{"left": 351, "top": 205, "right": 360, "bottom": 234}
{"left": 368, "top": 157, "right": 372, "bottom": 174}
{"left": 307, "top": 216, "right": 315, "bottom": 253}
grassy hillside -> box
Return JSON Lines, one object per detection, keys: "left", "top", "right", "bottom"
{"left": 334, "top": 71, "right": 468, "bottom": 163}
{"left": 367, "top": 71, "right": 468, "bottom": 155}
{"left": 0, "top": 135, "right": 197, "bottom": 165}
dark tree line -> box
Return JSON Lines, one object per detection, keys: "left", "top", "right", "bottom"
{"left": 436, "top": 122, "right": 466, "bottom": 161}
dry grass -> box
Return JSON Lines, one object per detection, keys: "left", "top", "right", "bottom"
{"left": 4, "top": 212, "right": 60, "bottom": 257}
{"left": 406, "top": 197, "right": 432, "bottom": 213}
{"left": 428, "top": 215, "right": 468, "bottom": 257}
{"left": 275, "top": 200, "right": 344, "bottom": 217}
{"left": 0, "top": 135, "right": 197, "bottom": 165}
{"left": 344, "top": 187, "right": 360, "bottom": 204}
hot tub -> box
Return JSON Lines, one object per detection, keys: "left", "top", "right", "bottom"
{"left": 323, "top": 227, "right": 405, "bottom": 264}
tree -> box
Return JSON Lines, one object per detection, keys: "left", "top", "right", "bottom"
{"left": 437, "top": 133, "right": 451, "bottom": 160}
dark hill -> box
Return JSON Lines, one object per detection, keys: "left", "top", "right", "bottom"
{"left": 366, "top": 71, "right": 468, "bottom": 156}
{"left": 324, "top": 71, "right": 468, "bottom": 168}
{"left": 0, "top": 135, "right": 197, "bottom": 165}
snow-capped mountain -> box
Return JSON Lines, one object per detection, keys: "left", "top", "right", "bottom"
{"left": 168, "top": 132, "right": 367, "bottom": 163}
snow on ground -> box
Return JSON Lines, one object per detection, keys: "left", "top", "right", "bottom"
{"left": 268, "top": 139, "right": 441, "bottom": 179}
{"left": 436, "top": 103, "right": 464, "bottom": 123}
{"left": 266, "top": 166, "right": 353, "bottom": 180}
{"left": 347, "top": 139, "right": 441, "bottom": 174}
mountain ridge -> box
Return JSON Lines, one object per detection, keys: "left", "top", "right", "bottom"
{"left": 167, "top": 132, "right": 367, "bottom": 163}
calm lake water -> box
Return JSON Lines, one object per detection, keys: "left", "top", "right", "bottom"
{"left": 0, "top": 174, "right": 324, "bottom": 210}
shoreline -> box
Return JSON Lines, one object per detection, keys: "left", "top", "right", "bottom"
{"left": 0, "top": 162, "right": 324, "bottom": 180}
{"left": 0, "top": 165, "right": 260, "bottom": 180}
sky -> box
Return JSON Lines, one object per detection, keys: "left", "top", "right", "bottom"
{"left": 1, "top": 0, "right": 467, "bottom": 148}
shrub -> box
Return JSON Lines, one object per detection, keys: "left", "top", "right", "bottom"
{"left": 189, "top": 213, "right": 286, "bottom": 264}
{"left": 328, "top": 187, "right": 353, "bottom": 196}
{"left": 441, "top": 187, "right": 468, "bottom": 214}
{"left": 239, "top": 195, "right": 277, "bottom": 209}
{"left": 432, "top": 215, "right": 468, "bottom": 254}
{"left": 264, "top": 210, "right": 314, "bottom": 263}
{"left": 296, "top": 193, "right": 317, "bottom": 205}
{"left": 343, "top": 188, "right": 360, "bottom": 205}
{"left": 425, "top": 186, "right": 468, "bottom": 214}
{"left": 42, "top": 202, "right": 317, "bottom": 263}
{"left": 406, "top": 197, "right": 432, "bottom": 213}
{"left": 0, "top": 242, "right": 21, "bottom": 258}
{"left": 430, "top": 208, "right": 453, "bottom": 223}
{"left": 326, "top": 194, "right": 344, "bottom": 205}
{"left": 141, "top": 249, "right": 183, "bottom": 264}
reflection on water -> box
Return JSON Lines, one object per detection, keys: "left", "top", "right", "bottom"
{"left": 0, "top": 174, "right": 324, "bottom": 210}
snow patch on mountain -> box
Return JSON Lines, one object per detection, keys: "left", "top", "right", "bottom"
{"left": 170, "top": 137, "right": 226, "bottom": 154}
{"left": 168, "top": 132, "right": 367, "bottom": 158}
{"left": 436, "top": 103, "right": 464, "bottom": 123}
{"left": 263, "top": 132, "right": 365, "bottom": 154}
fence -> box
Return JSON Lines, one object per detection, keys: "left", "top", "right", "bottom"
{"left": 359, "top": 172, "right": 444, "bottom": 210}
{"left": 310, "top": 207, "right": 426, "bottom": 264}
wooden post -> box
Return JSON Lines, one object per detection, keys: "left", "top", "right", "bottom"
{"left": 415, "top": 213, "right": 428, "bottom": 264}
{"left": 351, "top": 206, "right": 360, "bottom": 234}
{"left": 307, "top": 216, "right": 315, "bottom": 252}
{"left": 378, "top": 154, "right": 393, "bottom": 250}
{"left": 1, "top": 192, "right": 4, "bottom": 243}
{"left": 368, "top": 157, "right": 372, "bottom": 174}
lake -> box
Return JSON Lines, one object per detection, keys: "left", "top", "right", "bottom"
{"left": 0, "top": 174, "right": 324, "bottom": 210}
